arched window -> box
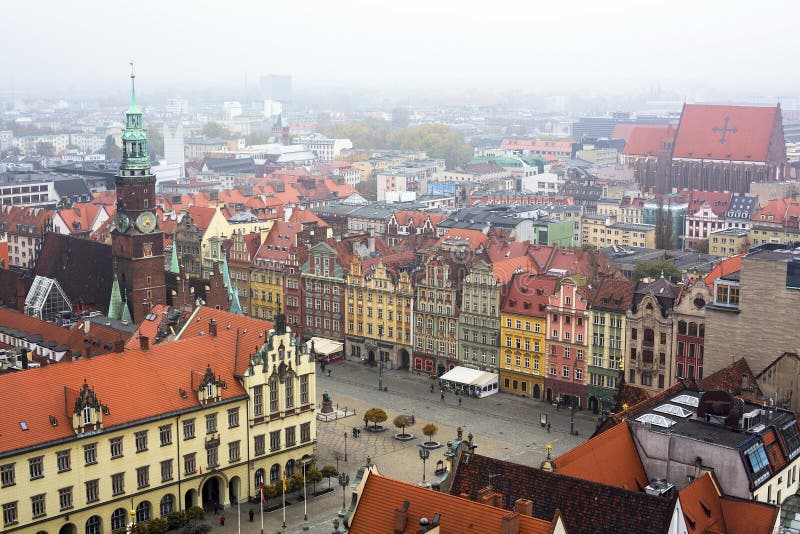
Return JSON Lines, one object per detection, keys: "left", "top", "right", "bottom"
{"left": 677, "top": 321, "right": 687, "bottom": 335}
{"left": 699, "top": 323, "right": 705, "bottom": 338}
{"left": 688, "top": 322, "right": 698, "bottom": 337}
{"left": 160, "top": 494, "right": 175, "bottom": 517}
{"left": 255, "top": 468, "right": 266, "bottom": 488}
{"left": 136, "top": 501, "right": 151, "bottom": 523}
{"left": 111, "top": 508, "right": 127, "bottom": 531}
{"left": 285, "top": 459, "right": 295, "bottom": 477}
{"left": 270, "top": 463, "right": 280, "bottom": 484}
{"left": 85, "top": 515, "right": 101, "bottom": 534}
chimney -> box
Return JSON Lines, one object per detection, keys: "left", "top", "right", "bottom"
{"left": 513, "top": 499, "right": 533, "bottom": 516}
{"left": 394, "top": 501, "right": 409, "bottom": 534}
{"left": 209, "top": 319, "right": 218, "bottom": 337}
{"left": 477, "top": 486, "right": 494, "bottom": 505}
{"left": 112, "top": 339, "right": 125, "bottom": 353}
{"left": 501, "top": 512, "right": 520, "bottom": 534}
{"left": 83, "top": 318, "right": 91, "bottom": 333}
{"left": 139, "top": 335, "right": 150, "bottom": 351}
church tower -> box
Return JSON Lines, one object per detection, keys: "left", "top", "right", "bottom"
{"left": 111, "top": 62, "right": 166, "bottom": 322}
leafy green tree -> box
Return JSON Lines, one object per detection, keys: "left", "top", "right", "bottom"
{"left": 632, "top": 260, "right": 681, "bottom": 282}
{"left": 100, "top": 135, "right": 122, "bottom": 160}
{"left": 386, "top": 124, "right": 473, "bottom": 168}
{"left": 203, "top": 121, "right": 230, "bottom": 139}
{"left": 185, "top": 506, "right": 205, "bottom": 520}
{"left": 321, "top": 465, "right": 338, "bottom": 489}
{"left": 307, "top": 467, "right": 323, "bottom": 494}
{"left": 394, "top": 414, "right": 414, "bottom": 435}
{"left": 323, "top": 119, "right": 390, "bottom": 149}
{"left": 147, "top": 517, "right": 169, "bottom": 534}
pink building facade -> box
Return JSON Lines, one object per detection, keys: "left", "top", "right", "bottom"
{"left": 545, "top": 277, "right": 590, "bottom": 408}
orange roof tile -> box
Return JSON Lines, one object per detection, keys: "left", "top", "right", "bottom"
{"left": 0, "top": 332, "right": 247, "bottom": 455}
{"left": 673, "top": 104, "right": 780, "bottom": 162}
{"left": 288, "top": 208, "right": 329, "bottom": 228}
{"left": 703, "top": 255, "right": 742, "bottom": 286}
{"left": 622, "top": 125, "right": 675, "bottom": 156}
{"left": 56, "top": 203, "right": 103, "bottom": 234}
{"left": 492, "top": 255, "right": 538, "bottom": 284}
{"left": 348, "top": 471, "right": 552, "bottom": 534}
{"left": 502, "top": 274, "right": 558, "bottom": 317}
{"left": 719, "top": 497, "right": 779, "bottom": 534}
{"left": 553, "top": 420, "right": 648, "bottom": 491}
{"left": 436, "top": 229, "right": 488, "bottom": 251}
{"left": 253, "top": 221, "right": 300, "bottom": 264}
{"left": 125, "top": 304, "right": 173, "bottom": 349}
{"left": 679, "top": 473, "right": 727, "bottom": 533}
{"left": 176, "top": 306, "right": 274, "bottom": 376}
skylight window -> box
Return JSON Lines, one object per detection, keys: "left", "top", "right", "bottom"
{"left": 19, "top": 421, "right": 28, "bottom": 430}
{"left": 654, "top": 404, "right": 693, "bottom": 418}
{"left": 636, "top": 413, "right": 676, "bottom": 428}
{"left": 672, "top": 394, "right": 700, "bottom": 408}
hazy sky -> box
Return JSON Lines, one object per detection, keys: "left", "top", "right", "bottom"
{"left": 2, "top": 0, "right": 797, "bottom": 99}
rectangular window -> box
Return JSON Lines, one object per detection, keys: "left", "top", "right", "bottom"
{"left": 183, "top": 419, "right": 195, "bottom": 440}
{"left": 86, "top": 479, "right": 99, "bottom": 503}
{"left": 205, "top": 413, "right": 217, "bottom": 434}
{"left": 160, "top": 425, "right": 172, "bottom": 446}
{"left": 228, "top": 408, "right": 240, "bottom": 428}
{"left": 562, "top": 365, "right": 570, "bottom": 378}
{"left": 255, "top": 435, "right": 266, "bottom": 456}
{"left": 111, "top": 473, "right": 125, "bottom": 495}
{"left": 84, "top": 443, "right": 97, "bottom": 465}
{"left": 161, "top": 459, "right": 173, "bottom": 482}
{"left": 56, "top": 450, "right": 71, "bottom": 473}
{"left": 301, "top": 422, "right": 311, "bottom": 443}
{"left": 136, "top": 466, "right": 149, "bottom": 489}
{"left": 253, "top": 385, "right": 264, "bottom": 416}
{"left": 270, "top": 384, "right": 279, "bottom": 413}
{"left": 0, "top": 464, "right": 14, "bottom": 487}
{"left": 229, "top": 441, "right": 241, "bottom": 462}
{"left": 286, "top": 426, "right": 296, "bottom": 447}
{"left": 3, "top": 502, "right": 17, "bottom": 526}
{"left": 29, "top": 456, "right": 43, "bottom": 480}
{"left": 184, "top": 453, "right": 197, "bottom": 475}
{"left": 207, "top": 447, "right": 218, "bottom": 468}
{"left": 300, "top": 375, "right": 309, "bottom": 405}
{"left": 286, "top": 379, "right": 294, "bottom": 409}
{"left": 31, "top": 494, "right": 45, "bottom": 518}
{"left": 270, "top": 430, "right": 281, "bottom": 451}
{"left": 135, "top": 431, "right": 148, "bottom": 452}
{"left": 58, "top": 487, "right": 73, "bottom": 511}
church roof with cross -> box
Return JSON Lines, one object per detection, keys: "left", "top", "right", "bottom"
{"left": 672, "top": 104, "right": 782, "bottom": 162}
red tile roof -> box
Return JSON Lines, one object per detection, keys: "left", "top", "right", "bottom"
{"left": 718, "top": 496, "right": 779, "bottom": 534}
{"left": 697, "top": 358, "right": 762, "bottom": 398}
{"left": 703, "top": 255, "right": 742, "bottom": 286}
{"left": 554, "top": 421, "right": 648, "bottom": 491}
{"left": 611, "top": 123, "right": 639, "bottom": 142}
{"left": 491, "top": 256, "right": 538, "bottom": 284}
{"left": 673, "top": 104, "right": 780, "bottom": 162}
{"left": 486, "top": 240, "right": 532, "bottom": 263}
{"left": 56, "top": 203, "right": 103, "bottom": 234}
{"left": 288, "top": 208, "right": 329, "bottom": 228}
{"left": 436, "top": 229, "right": 489, "bottom": 251}
{"left": 348, "top": 470, "right": 552, "bottom": 534}
{"left": 253, "top": 221, "right": 300, "bottom": 264}
{"left": 0, "top": 332, "right": 247, "bottom": 455}
{"left": 683, "top": 190, "right": 733, "bottom": 217}
{"left": 394, "top": 210, "right": 446, "bottom": 229}
{"left": 622, "top": 125, "right": 676, "bottom": 156}
{"left": 502, "top": 274, "right": 558, "bottom": 317}
{"left": 176, "top": 306, "right": 274, "bottom": 376}
{"left": 752, "top": 197, "right": 800, "bottom": 227}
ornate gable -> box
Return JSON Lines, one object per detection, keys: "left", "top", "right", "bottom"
{"left": 72, "top": 379, "right": 104, "bottom": 433}
{"left": 198, "top": 364, "right": 226, "bottom": 404}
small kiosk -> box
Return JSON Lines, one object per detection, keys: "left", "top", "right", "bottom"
{"left": 438, "top": 366, "right": 499, "bottom": 398}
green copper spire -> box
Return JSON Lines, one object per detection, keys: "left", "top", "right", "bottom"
{"left": 168, "top": 236, "right": 180, "bottom": 274}
{"left": 229, "top": 285, "right": 243, "bottom": 316}
{"left": 108, "top": 273, "right": 123, "bottom": 320}
{"left": 121, "top": 296, "right": 133, "bottom": 324}
{"left": 220, "top": 248, "right": 242, "bottom": 315}
{"left": 120, "top": 60, "right": 149, "bottom": 172}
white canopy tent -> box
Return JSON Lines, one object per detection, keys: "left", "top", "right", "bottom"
{"left": 438, "top": 366, "right": 499, "bottom": 398}
{"left": 308, "top": 337, "right": 344, "bottom": 362}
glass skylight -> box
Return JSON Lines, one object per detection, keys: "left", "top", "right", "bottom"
{"left": 654, "top": 404, "right": 693, "bottom": 418}
{"left": 671, "top": 394, "right": 700, "bottom": 407}
{"left": 636, "top": 413, "right": 676, "bottom": 428}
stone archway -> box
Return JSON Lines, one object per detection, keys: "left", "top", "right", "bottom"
{"left": 533, "top": 383, "right": 541, "bottom": 400}
{"left": 201, "top": 476, "right": 223, "bottom": 510}
{"left": 546, "top": 388, "right": 553, "bottom": 402}
{"left": 398, "top": 349, "right": 410, "bottom": 370}
{"left": 59, "top": 524, "right": 77, "bottom": 534}
{"left": 229, "top": 476, "right": 241, "bottom": 504}
{"left": 367, "top": 350, "right": 376, "bottom": 364}
{"left": 185, "top": 488, "right": 197, "bottom": 510}
{"left": 588, "top": 396, "right": 599, "bottom": 414}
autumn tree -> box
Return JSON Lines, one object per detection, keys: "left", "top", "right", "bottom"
{"left": 203, "top": 121, "right": 230, "bottom": 139}
{"left": 363, "top": 407, "right": 388, "bottom": 429}
{"left": 386, "top": 124, "right": 473, "bottom": 168}
{"left": 422, "top": 423, "right": 438, "bottom": 443}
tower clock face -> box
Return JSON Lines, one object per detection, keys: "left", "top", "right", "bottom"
{"left": 136, "top": 211, "right": 157, "bottom": 234}
{"left": 114, "top": 213, "right": 131, "bottom": 233}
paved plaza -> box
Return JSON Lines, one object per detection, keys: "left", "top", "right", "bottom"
{"left": 208, "top": 359, "right": 599, "bottom": 533}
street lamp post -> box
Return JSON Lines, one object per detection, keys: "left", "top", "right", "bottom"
{"left": 343, "top": 432, "right": 348, "bottom": 462}
{"left": 418, "top": 447, "right": 430, "bottom": 487}
{"left": 338, "top": 472, "right": 350, "bottom": 517}
{"left": 378, "top": 356, "right": 383, "bottom": 391}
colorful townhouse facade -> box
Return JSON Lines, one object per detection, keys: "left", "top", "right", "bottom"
{"left": 300, "top": 242, "right": 345, "bottom": 342}
{"left": 457, "top": 260, "right": 502, "bottom": 373}
{"left": 413, "top": 256, "right": 459, "bottom": 375}
{"left": 545, "top": 276, "right": 591, "bottom": 407}
{"left": 499, "top": 274, "right": 557, "bottom": 399}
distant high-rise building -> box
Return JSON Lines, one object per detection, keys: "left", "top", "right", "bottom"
{"left": 259, "top": 74, "right": 292, "bottom": 103}
{"left": 163, "top": 121, "right": 185, "bottom": 174}
{"left": 165, "top": 98, "right": 189, "bottom": 116}
{"left": 223, "top": 101, "right": 242, "bottom": 120}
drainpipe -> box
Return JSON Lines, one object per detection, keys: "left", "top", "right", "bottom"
{"left": 177, "top": 414, "right": 182, "bottom": 511}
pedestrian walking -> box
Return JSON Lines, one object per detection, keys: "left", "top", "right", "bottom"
{"left": 249, "top": 509, "right": 254, "bottom": 522}
{"left": 220, "top": 514, "right": 225, "bottom": 526}
{"left": 440, "top": 391, "right": 445, "bottom": 402}
{"left": 458, "top": 397, "right": 462, "bottom": 406}
{"left": 327, "top": 368, "right": 332, "bottom": 377}
{"left": 430, "top": 384, "right": 434, "bottom": 393}
{"left": 546, "top": 422, "right": 551, "bottom": 433}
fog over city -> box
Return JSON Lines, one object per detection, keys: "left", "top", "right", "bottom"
{"left": 2, "top": 0, "right": 798, "bottom": 102}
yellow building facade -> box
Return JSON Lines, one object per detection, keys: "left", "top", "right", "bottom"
{"left": 250, "top": 263, "right": 285, "bottom": 321}
{"left": 345, "top": 255, "right": 414, "bottom": 369}
{"left": 581, "top": 215, "right": 656, "bottom": 249}
{"left": 498, "top": 274, "right": 556, "bottom": 400}
{"left": 0, "top": 309, "right": 316, "bottom": 534}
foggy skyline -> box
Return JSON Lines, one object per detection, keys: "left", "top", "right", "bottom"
{"left": 2, "top": 0, "right": 798, "bottom": 102}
